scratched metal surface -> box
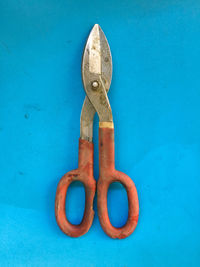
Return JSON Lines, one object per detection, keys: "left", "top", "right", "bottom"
{"left": 0, "top": 0, "right": 200, "bottom": 266}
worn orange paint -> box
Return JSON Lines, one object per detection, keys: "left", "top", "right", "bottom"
{"left": 97, "top": 127, "right": 139, "bottom": 239}
{"left": 55, "top": 139, "right": 96, "bottom": 237}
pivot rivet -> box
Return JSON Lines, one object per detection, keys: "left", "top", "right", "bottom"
{"left": 91, "top": 80, "right": 99, "bottom": 90}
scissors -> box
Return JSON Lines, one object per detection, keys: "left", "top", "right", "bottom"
{"left": 55, "top": 24, "right": 139, "bottom": 239}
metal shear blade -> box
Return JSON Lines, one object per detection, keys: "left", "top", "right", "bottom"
{"left": 81, "top": 24, "right": 113, "bottom": 141}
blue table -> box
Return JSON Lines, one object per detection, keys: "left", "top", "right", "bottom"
{"left": 0, "top": 1, "right": 200, "bottom": 266}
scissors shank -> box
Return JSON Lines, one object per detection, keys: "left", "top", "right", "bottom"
{"left": 80, "top": 96, "right": 96, "bottom": 141}
{"left": 83, "top": 74, "right": 113, "bottom": 122}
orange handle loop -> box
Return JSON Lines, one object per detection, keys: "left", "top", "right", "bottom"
{"left": 98, "top": 127, "right": 139, "bottom": 239}
{"left": 55, "top": 139, "right": 96, "bottom": 237}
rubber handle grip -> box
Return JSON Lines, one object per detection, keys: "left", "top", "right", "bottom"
{"left": 55, "top": 139, "right": 96, "bottom": 237}
{"left": 97, "top": 127, "right": 139, "bottom": 239}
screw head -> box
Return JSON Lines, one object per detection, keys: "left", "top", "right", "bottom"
{"left": 91, "top": 80, "right": 99, "bottom": 90}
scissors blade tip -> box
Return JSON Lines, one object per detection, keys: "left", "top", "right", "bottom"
{"left": 91, "top": 24, "right": 104, "bottom": 38}
{"left": 82, "top": 24, "right": 112, "bottom": 81}
{"left": 92, "top": 23, "right": 101, "bottom": 29}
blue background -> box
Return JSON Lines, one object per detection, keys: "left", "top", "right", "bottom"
{"left": 0, "top": 0, "right": 200, "bottom": 266}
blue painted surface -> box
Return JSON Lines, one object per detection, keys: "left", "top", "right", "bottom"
{"left": 0, "top": 0, "right": 200, "bottom": 266}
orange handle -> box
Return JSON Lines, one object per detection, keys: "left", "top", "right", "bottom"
{"left": 55, "top": 139, "right": 96, "bottom": 237}
{"left": 97, "top": 127, "right": 139, "bottom": 239}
